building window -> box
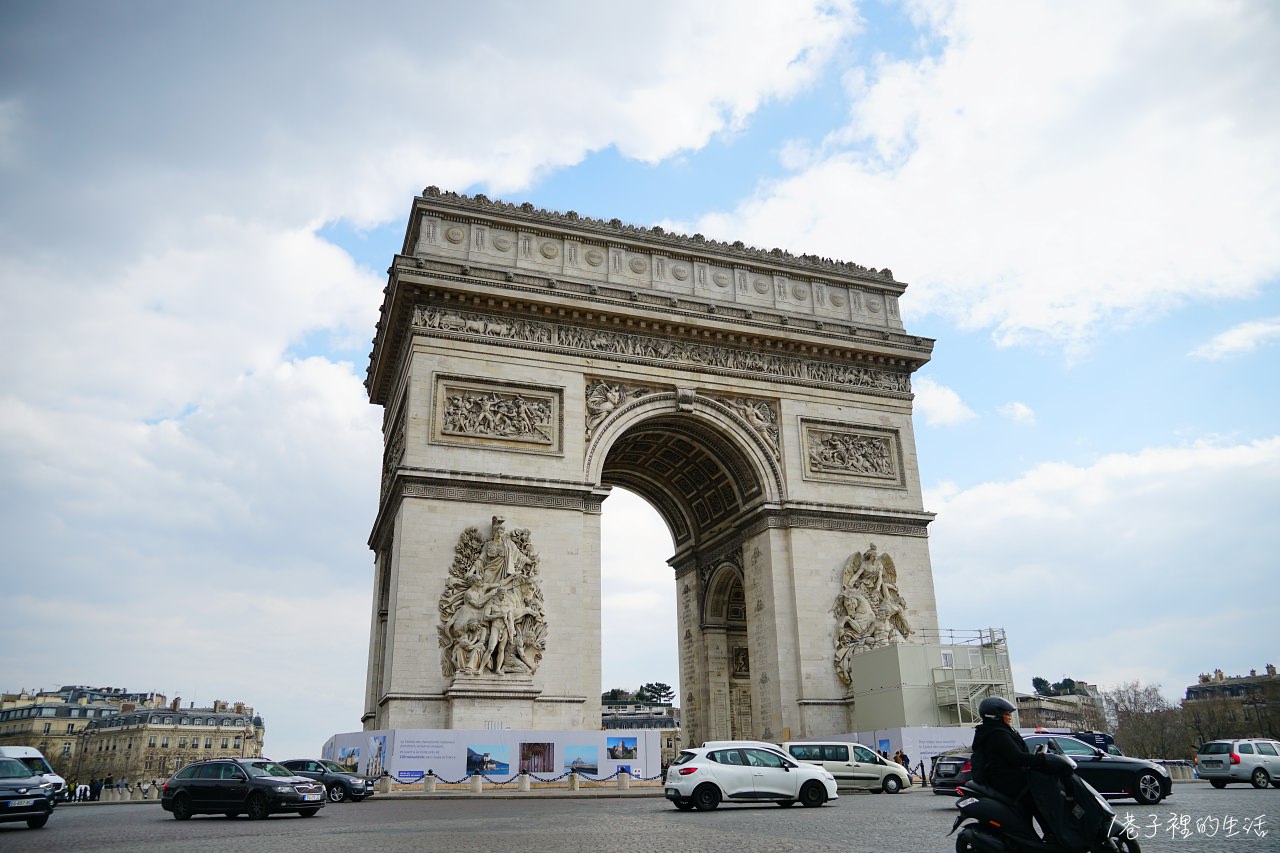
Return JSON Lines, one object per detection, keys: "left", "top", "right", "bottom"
{"left": 43, "top": 723, "right": 51, "bottom": 734}
{"left": 205, "top": 738, "right": 213, "bottom": 749}
{"left": 179, "top": 737, "right": 187, "bottom": 748}
{"left": 62, "top": 743, "right": 71, "bottom": 757}
{"left": 66, "top": 724, "right": 75, "bottom": 734}
{"left": 164, "top": 716, "right": 173, "bottom": 724}
{"left": 148, "top": 736, "right": 156, "bottom": 747}
{"left": 941, "top": 651, "right": 954, "bottom": 669}
{"left": 162, "top": 737, "right": 170, "bottom": 748}
{"left": 233, "top": 737, "right": 241, "bottom": 749}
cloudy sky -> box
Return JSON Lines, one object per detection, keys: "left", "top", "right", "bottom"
{"left": 2, "top": 1, "right": 1277, "bottom": 759}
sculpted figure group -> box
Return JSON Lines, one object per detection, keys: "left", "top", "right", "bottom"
{"left": 438, "top": 516, "right": 547, "bottom": 678}
{"left": 833, "top": 543, "right": 913, "bottom": 687}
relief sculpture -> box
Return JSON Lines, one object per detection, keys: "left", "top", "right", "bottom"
{"left": 585, "top": 379, "right": 655, "bottom": 438}
{"left": 443, "top": 390, "right": 553, "bottom": 444}
{"left": 438, "top": 516, "right": 547, "bottom": 678}
{"left": 833, "top": 543, "right": 912, "bottom": 687}
{"left": 807, "top": 429, "right": 896, "bottom": 477}
{"left": 715, "top": 396, "right": 780, "bottom": 458}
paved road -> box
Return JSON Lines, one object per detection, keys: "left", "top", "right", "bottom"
{"left": 2, "top": 783, "right": 1276, "bottom": 852}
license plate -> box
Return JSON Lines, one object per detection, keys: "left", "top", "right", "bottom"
{"left": 7, "top": 799, "right": 35, "bottom": 807}
{"left": 303, "top": 793, "right": 321, "bottom": 801}
{"left": 1203, "top": 761, "right": 1220, "bottom": 768}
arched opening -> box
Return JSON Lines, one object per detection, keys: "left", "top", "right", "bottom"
{"left": 596, "top": 408, "right": 772, "bottom": 744}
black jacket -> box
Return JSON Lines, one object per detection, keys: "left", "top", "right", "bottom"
{"left": 970, "top": 719, "right": 1042, "bottom": 799}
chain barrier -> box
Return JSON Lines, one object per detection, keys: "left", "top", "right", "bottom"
{"left": 408, "top": 768, "right": 664, "bottom": 786}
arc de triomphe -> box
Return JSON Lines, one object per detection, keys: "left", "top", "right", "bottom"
{"left": 363, "top": 187, "right": 938, "bottom": 744}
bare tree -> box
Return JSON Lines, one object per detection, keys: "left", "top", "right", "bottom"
{"left": 1104, "top": 680, "right": 1188, "bottom": 759}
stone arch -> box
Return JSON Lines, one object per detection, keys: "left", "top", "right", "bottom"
{"left": 585, "top": 390, "right": 782, "bottom": 550}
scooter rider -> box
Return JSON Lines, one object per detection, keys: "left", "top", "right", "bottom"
{"left": 970, "top": 696, "right": 1045, "bottom": 803}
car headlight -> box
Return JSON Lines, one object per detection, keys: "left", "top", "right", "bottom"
{"left": 274, "top": 785, "right": 294, "bottom": 794}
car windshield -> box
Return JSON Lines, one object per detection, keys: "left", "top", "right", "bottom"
{"left": 18, "top": 756, "right": 53, "bottom": 775}
{"left": 243, "top": 761, "right": 296, "bottom": 778}
{"left": 321, "top": 761, "right": 349, "bottom": 773}
{"left": 0, "top": 758, "right": 33, "bottom": 779}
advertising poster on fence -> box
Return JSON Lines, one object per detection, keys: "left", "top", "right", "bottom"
{"left": 323, "top": 729, "right": 663, "bottom": 783}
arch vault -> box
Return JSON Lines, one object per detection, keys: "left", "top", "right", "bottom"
{"left": 363, "top": 188, "right": 938, "bottom": 743}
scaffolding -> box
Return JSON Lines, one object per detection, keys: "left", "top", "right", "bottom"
{"left": 926, "top": 628, "right": 1013, "bottom": 725}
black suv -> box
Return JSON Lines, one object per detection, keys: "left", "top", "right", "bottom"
{"left": 0, "top": 757, "right": 54, "bottom": 830}
{"left": 161, "top": 757, "right": 327, "bottom": 820}
{"left": 280, "top": 759, "right": 375, "bottom": 802}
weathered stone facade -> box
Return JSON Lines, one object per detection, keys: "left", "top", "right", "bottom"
{"left": 363, "top": 189, "right": 940, "bottom": 742}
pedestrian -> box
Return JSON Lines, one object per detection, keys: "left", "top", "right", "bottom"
{"left": 899, "top": 750, "right": 910, "bottom": 768}
{"left": 892, "top": 749, "right": 903, "bottom": 766}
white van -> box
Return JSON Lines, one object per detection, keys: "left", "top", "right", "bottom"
{"left": 0, "top": 746, "right": 67, "bottom": 802}
{"left": 781, "top": 741, "right": 911, "bottom": 793}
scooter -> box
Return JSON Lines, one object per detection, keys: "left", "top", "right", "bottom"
{"left": 950, "top": 753, "right": 1141, "bottom": 853}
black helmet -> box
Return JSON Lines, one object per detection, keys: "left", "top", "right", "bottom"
{"left": 979, "top": 696, "right": 1016, "bottom": 721}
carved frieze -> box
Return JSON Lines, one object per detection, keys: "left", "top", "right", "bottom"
{"left": 438, "top": 516, "right": 548, "bottom": 679}
{"left": 411, "top": 303, "right": 911, "bottom": 396}
{"left": 833, "top": 543, "right": 913, "bottom": 688}
{"left": 801, "top": 419, "right": 905, "bottom": 488}
{"left": 433, "top": 376, "right": 562, "bottom": 455}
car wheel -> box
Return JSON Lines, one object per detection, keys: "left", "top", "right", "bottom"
{"left": 299, "top": 808, "right": 320, "bottom": 818}
{"left": 26, "top": 815, "right": 49, "bottom": 829}
{"left": 799, "top": 781, "right": 827, "bottom": 808}
{"left": 672, "top": 798, "right": 694, "bottom": 811}
{"left": 883, "top": 775, "right": 903, "bottom": 794}
{"left": 246, "top": 792, "right": 270, "bottom": 820}
{"left": 1209, "top": 779, "right": 1227, "bottom": 789}
{"left": 327, "top": 783, "right": 346, "bottom": 803}
{"left": 692, "top": 784, "right": 721, "bottom": 811}
{"left": 776, "top": 799, "right": 796, "bottom": 807}
{"left": 1133, "top": 771, "right": 1163, "bottom": 805}
{"left": 171, "top": 793, "right": 193, "bottom": 821}
{"left": 1251, "top": 767, "right": 1270, "bottom": 789}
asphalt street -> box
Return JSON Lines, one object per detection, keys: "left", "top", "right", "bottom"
{"left": 2, "top": 782, "right": 1276, "bottom": 852}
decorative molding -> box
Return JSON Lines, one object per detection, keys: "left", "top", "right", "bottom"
{"left": 381, "top": 407, "right": 406, "bottom": 500}
{"left": 418, "top": 186, "right": 898, "bottom": 283}
{"left": 432, "top": 374, "right": 562, "bottom": 455}
{"left": 801, "top": 418, "right": 906, "bottom": 489}
{"left": 401, "top": 480, "right": 604, "bottom": 513}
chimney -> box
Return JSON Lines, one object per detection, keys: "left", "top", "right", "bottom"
{"left": 120, "top": 703, "right": 137, "bottom": 713}
{"left": 1215, "top": 669, "right": 1224, "bottom": 682}
{"left": 171, "top": 697, "right": 181, "bottom": 711}
{"left": 234, "top": 702, "right": 245, "bottom": 715}
{"left": 1251, "top": 669, "right": 1257, "bottom": 677}
{"left": 1268, "top": 664, "right": 1276, "bottom": 677}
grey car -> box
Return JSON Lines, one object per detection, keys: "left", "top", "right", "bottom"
{"left": 281, "top": 759, "right": 375, "bottom": 802}
{"left": 1196, "top": 738, "right": 1280, "bottom": 788}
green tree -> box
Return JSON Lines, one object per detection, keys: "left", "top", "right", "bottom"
{"left": 1032, "top": 676, "right": 1052, "bottom": 696}
{"left": 640, "top": 682, "right": 675, "bottom": 704}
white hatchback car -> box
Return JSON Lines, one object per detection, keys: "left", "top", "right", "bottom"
{"left": 664, "top": 744, "right": 839, "bottom": 810}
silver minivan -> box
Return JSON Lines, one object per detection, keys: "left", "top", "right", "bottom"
{"left": 781, "top": 741, "right": 911, "bottom": 793}
{"left": 1196, "top": 738, "right": 1280, "bottom": 788}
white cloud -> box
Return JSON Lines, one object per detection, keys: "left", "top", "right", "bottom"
{"left": 913, "top": 376, "right": 977, "bottom": 426}
{"left": 1189, "top": 316, "right": 1280, "bottom": 360}
{"left": 998, "top": 401, "right": 1036, "bottom": 425}
{"left": 0, "top": 1, "right": 856, "bottom": 757}
{"left": 927, "top": 436, "right": 1280, "bottom": 699}
{"left": 696, "top": 1, "right": 1280, "bottom": 347}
